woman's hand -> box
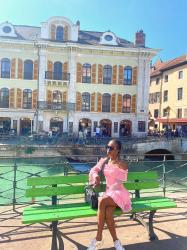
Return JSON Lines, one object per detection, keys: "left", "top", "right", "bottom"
{"left": 93, "top": 175, "right": 101, "bottom": 187}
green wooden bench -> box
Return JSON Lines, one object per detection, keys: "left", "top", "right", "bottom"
{"left": 22, "top": 171, "right": 177, "bottom": 248}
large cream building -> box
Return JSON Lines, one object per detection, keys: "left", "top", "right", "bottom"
{"left": 0, "top": 16, "right": 157, "bottom": 136}
{"left": 149, "top": 55, "right": 187, "bottom": 133}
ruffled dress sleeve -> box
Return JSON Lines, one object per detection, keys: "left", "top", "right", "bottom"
{"left": 89, "top": 158, "right": 106, "bottom": 185}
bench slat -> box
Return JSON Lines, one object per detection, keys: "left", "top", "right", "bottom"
{"left": 22, "top": 198, "right": 177, "bottom": 224}
{"left": 27, "top": 175, "right": 88, "bottom": 186}
{"left": 26, "top": 185, "right": 85, "bottom": 197}
{"left": 124, "top": 181, "right": 159, "bottom": 190}
{"left": 128, "top": 171, "right": 158, "bottom": 180}
{"left": 27, "top": 171, "right": 158, "bottom": 187}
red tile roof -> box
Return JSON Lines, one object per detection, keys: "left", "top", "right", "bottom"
{"left": 151, "top": 54, "right": 187, "bottom": 77}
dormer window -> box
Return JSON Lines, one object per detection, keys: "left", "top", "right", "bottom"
{"left": 104, "top": 35, "right": 113, "bottom": 41}
{"left": 3, "top": 26, "right": 12, "bottom": 33}
{"left": 100, "top": 31, "right": 118, "bottom": 45}
{"left": 56, "top": 26, "right": 64, "bottom": 41}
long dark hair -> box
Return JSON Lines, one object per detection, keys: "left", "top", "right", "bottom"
{"left": 110, "top": 139, "right": 122, "bottom": 154}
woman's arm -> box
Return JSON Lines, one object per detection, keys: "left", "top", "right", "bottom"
{"left": 89, "top": 157, "right": 107, "bottom": 186}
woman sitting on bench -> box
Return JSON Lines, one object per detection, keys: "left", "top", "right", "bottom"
{"left": 87, "top": 139, "right": 131, "bottom": 250}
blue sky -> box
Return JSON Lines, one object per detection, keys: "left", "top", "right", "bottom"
{"left": 0, "top": 0, "right": 186, "bottom": 62}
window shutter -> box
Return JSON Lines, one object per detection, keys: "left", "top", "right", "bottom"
{"left": 48, "top": 61, "right": 53, "bottom": 72}
{"left": 63, "top": 91, "right": 67, "bottom": 102}
{"left": 51, "top": 24, "right": 56, "bottom": 40}
{"left": 76, "top": 63, "right": 82, "bottom": 83}
{"left": 76, "top": 92, "right": 82, "bottom": 111}
{"left": 34, "top": 60, "right": 38, "bottom": 80}
{"left": 18, "top": 59, "right": 23, "bottom": 79}
{"left": 91, "top": 92, "right": 96, "bottom": 111}
{"left": 117, "top": 94, "right": 122, "bottom": 112}
{"left": 98, "top": 64, "right": 103, "bottom": 83}
{"left": 9, "top": 88, "right": 15, "bottom": 108}
{"left": 118, "top": 65, "right": 123, "bottom": 84}
{"left": 97, "top": 93, "right": 102, "bottom": 112}
{"left": 11, "top": 58, "right": 16, "bottom": 79}
{"left": 47, "top": 90, "right": 52, "bottom": 103}
{"left": 64, "top": 26, "right": 68, "bottom": 41}
{"left": 16, "top": 88, "right": 22, "bottom": 108}
{"left": 131, "top": 94, "right": 136, "bottom": 113}
{"left": 32, "top": 90, "right": 37, "bottom": 109}
{"left": 111, "top": 93, "right": 116, "bottom": 112}
{"left": 112, "top": 65, "right": 117, "bottom": 84}
{"left": 63, "top": 62, "right": 68, "bottom": 74}
{"left": 92, "top": 64, "right": 96, "bottom": 83}
{"left": 132, "top": 66, "right": 137, "bottom": 85}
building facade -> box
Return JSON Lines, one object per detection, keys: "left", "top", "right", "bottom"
{"left": 149, "top": 55, "right": 187, "bottom": 134}
{"left": 0, "top": 16, "right": 157, "bottom": 136}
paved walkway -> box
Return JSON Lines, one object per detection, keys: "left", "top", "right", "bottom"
{"left": 0, "top": 193, "right": 187, "bottom": 250}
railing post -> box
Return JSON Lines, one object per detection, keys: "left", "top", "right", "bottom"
{"left": 13, "top": 162, "right": 17, "bottom": 211}
{"left": 162, "top": 155, "right": 166, "bottom": 197}
{"left": 64, "top": 164, "right": 68, "bottom": 176}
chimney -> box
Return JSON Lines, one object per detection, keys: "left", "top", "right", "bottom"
{"left": 76, "top": 20, "right": 80, "bottom": 30}
{"left": 135, "top": 29, "right": 145, "bottom": 47}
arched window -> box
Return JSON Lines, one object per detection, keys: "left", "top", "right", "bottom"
{"left": 103, "top": 65, "right": 112, "bottom": 84}
{"left": 82, "top": 63, "right": 91, "bottom": 83}
{"left": 0, "top": 88, "right": 9, "bottom": 108}
{"left": 53, "top": 61, "right": 62, "bottom": 80}
{"left": 23, "top": 89, "right": 32, "bottom": 109}
{"left": 24, "top": 60, "right": 33, "bottom": 80}
{"left": 102, "top": 93, "right": 111, "bottom": 112}
{"left": 56, "top": 26, "right": 64, "bottom": 41}
{"left": 1, "top": 58, "right": 10, "bottom": 78}
{"left": 124, "top": 66, "right": 132, "bottom": 85}
{"left": 123, "top": 94, "right": 131, "bottom": 113}
{"left": 82, "top": 92, "right": 90, "bottom": 111}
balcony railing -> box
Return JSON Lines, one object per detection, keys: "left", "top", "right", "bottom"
{"left": 45, "top": 71, "right": 70, "bottom": 81}
{"left": 38, "top": 101, "right": 75, "bottom": 111}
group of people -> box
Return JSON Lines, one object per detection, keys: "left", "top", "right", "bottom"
{"left": 87, "top": 139, "right": 131, "bottom": 250}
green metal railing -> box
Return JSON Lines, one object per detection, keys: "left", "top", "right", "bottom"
{"left": 0, "top": 154, "right": 187, "bottom": 210}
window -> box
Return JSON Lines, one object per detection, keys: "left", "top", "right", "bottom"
{"left": 103, "top": 65, "right": 112, "bottom": 84}
{"left": 93, "top": 121, "right": 98, "bottom": 132}
{"left": 82, "top": 92, "right": 90, "bottom": 111}
{"left": 68, "top": 122, "right": 73, "bottom": 134}
{"left": 124, "top": 66, "right": 132, "bottom": 85}
{"left": 23, "top": 89, "right": 32, "bottom": 109}
{"left": 177, "top": 108, "right": 182, "bottom": 118}
{"left": 104, "top": 35, "right": 113, "bottom": 41}
{"left": 154, "top": 109, "right": 159, "bottom": 118}
{"left": 0, "top": 88, "right": 9, "bottom": 108}
{"left": 155, "top": 92, "right": 160, "bottom": 103}
{"left": 56, "top": 26, "right": 64, "bottom": 41}
{"left": 1, "top": 58, "right": 10, "bottom": 78}
{"left": 114, "top": 122, "right": 118, "bottom": 133}
{"left": 178, "top": 70, "right": 183, "bottom": 79}
{"left": 163, "top": 90, "right": 168, "bottom": 102}
{"left": 177, "top": 87, "right": 183, "bottom": 100}
{"left": 138, "top": 121, "right": 146, "bottom": 132}
{"left": 52, "top": 90, "right": 62, "bottom": 109}
{"left": 82, "top": 63, "right": 91, "bottom": 83}
{"left": 102, "top": 93, "right": 111, "bottom": 112}
{"left": 163, "top": 108, "right": 168, "bottom": 117}
{"left": 156, "top": 78, "right": 160, "bottom": 84}
{"left": 164, "top": 75, "right": 168, "bottom": 82}
{"left": 122, "top": 94, "right": 131, "bottom": 113}
{"left": 3, "top": 26, "right": 12, "bottom": 33}
{"left": 53, "top": 61, "right": 62, "bottom": 80}
{"left": 24, "top": 60, "right": 33, "bottom": 80}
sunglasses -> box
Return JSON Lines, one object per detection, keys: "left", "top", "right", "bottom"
{"left": 106, "top": 145, "right": 115, "bottom": 151}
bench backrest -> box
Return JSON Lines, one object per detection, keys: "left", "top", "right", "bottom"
{"left": 26, "top": 171, "right": 159, "bottom": 200}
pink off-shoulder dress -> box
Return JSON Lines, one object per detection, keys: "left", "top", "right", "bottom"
{"left": 89, "top": 158, "right": 132, "bottom": 212}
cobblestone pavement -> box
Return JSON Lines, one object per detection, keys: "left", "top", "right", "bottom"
{"left": 0, "top": 193, "right": 187, "bottom": 250}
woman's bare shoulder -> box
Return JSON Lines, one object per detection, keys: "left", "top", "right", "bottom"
{"left": 118, "top": 160, "right": 128, "bottom": 170}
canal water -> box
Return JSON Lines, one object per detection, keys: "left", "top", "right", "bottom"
{"left": 0, "top": 157, "right": 186, "bottom": 205}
